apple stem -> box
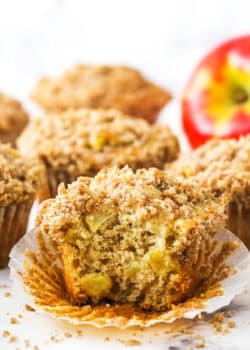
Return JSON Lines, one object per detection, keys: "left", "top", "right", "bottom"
{"left": 234, "top": 87, "right": 248, "bottom": 104}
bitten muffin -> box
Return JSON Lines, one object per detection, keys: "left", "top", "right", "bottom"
{"left": 0, "top": 91, "right": 29, "bottom": 145}
{"left": 31, "top": 65, "right": 171, "bottom": 124}
{"left": 37, "top": 166, "right": 226, "bottom": 311}
{"left": 18, "top": 109, "right": 179, "bottom": 201}
{"left": 167, "top": 136, "right": 250, "bottom": 249}
{"left": 0, "top": 143, "right": 43, "bottom": 267}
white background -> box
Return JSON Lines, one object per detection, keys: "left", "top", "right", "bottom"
{"left": 1, "top": 1, "right": 250, "bottom": 349}
{"left": 1, "top": 0, "right": 250, "bottom": 103}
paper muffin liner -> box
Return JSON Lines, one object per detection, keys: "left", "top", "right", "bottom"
{"left": 228, "top": 201, "right": 250, "bottom": 250}
{"left": 38, "top": 169, "right": 76, "bottom": 201}
{"left": 0, "top": 198, "right": 34, "bottom": 268}
{"left": 9, "top": 227, "right": 250, "bottom": 328}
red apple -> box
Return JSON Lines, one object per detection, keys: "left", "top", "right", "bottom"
{"left": 182, "top": 35, "right": 250, "bottom": 148}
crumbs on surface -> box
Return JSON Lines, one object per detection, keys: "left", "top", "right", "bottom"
{"left": 9, "top": 335, "right": 18, "bottom": 343}
{"left": 49, "top": 335, "right": 63, "bottom": 343}
{"left": 64, "top": 332, "right": 72, "bottom": 338}
{"left": 10, "top": 317, "right": 19, "bottom": 324}
{"left": 25, "top": 304, "right": 35, "bottom": 312}
{"left": 227, "top": 321, "right": 236, "bottom": 328}
{"left": 24, "top": 339, "right": 30, "bottom": 347}
{"left": 2, "top": 330, "right": 11, "bottom": 337}
{"left": 4, "top": 291, "right": 11, "bottom": 297}
{"left": 193, "top": 335, "right": 206, "bottom": 348}
{"left": 118, "top": 339, "right": 142, "bottom": 346}
{"left": 209, "top": 311, "right": 237, "bottom": 334}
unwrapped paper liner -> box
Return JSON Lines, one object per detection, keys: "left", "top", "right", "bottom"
{"left": 9, "top": 227, "right": 250, "bottom": 328}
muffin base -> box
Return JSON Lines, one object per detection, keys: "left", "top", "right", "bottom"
{"left": 227, "top": 201, "right": 250, "bottom": 250}
{"left": 0, "top": 198, "right": 34, "bottom": 268}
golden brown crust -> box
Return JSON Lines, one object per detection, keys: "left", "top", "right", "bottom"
{"left": 0, "top": 143, "right": 44, "bottom": 206}
{"left": 167, "top": 136, "right": 250, "bottom": 207}
{"left": 31, "top": 65, "right": 171, "bottom": 123}
{"left": 37, "top": 166, "right": 226, "bottom": 311}
{"left": 18, "top": 109, "right": 179, "bottom": 178}
{"left": 0, "top": 92, "right": 29, "bottom": 144}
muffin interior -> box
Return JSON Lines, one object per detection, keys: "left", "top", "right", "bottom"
{"left": 63, "top": 204, "right": 181, "bottom": 304}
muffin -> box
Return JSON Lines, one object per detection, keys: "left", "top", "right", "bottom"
{"left": 0, "top": 143, "right": 43, "bottom": 267}
{"left": 31, "top": 65, "right": 171, "bottom": 124}
{"left": 0, "top": 91, "right": 29, "bottom": 145}
{"left": 37, "top": 166, "right": 226, "bottom": 311}
{"left": 18, "top": 109, "right": 179, "bottom": 201}
{"left": 167, "top": 136, "right": 250, "bottom": 249}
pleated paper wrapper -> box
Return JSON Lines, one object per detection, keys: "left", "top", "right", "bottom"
{"left": 9, "top": 227, "right": 250, "bottom": 329}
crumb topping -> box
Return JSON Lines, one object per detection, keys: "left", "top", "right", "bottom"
{"left": 18, "top": 109, "right": 179, "bottom": 176}
{"left": 0, "top": 143, "right": 44, "bottom": 205}
{"left": 0, "top": 91, "right": 29, "bottom": 138}
{"left": 31, "top": 65, "right": 171, "bottom": 121}
{"left": 38, "top": 167, "right": 222, "bottom": 234}
{"left": 167, "top": 136, "right": 250, "bottom": 206}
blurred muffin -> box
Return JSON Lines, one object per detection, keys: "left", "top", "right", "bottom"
{"left": 37, "top": 166, "right": 226, "bottom": 311}
{"left": 18, "top": 109, "right": 179, "bottom": 201}
{"left": 167, "top": 136, "right": 250, "bottom": 249}
{"left": 31, "top": 65, "right": 171, "bottom": 124}
{"left": 0, "top": 92, "right": 29, "bottom": 145}
{"left": 0, "top": 143, "right": 43, "bottom": 267}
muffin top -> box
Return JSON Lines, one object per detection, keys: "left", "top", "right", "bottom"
{"left": 31, "top": 65, "right": 171, "bottom": 122}
{"left": 37, "top": 167, "right": 225, "bottom": 310}
{"left": 38, "top": 166, "right": 223, "bottom": 239}
{"left": 0, "top": 92, "right": 29, "bottom": 140}
{"left": 0, "top": 143, "right": 44, "bottom": 205}
{"left": 18, "top": 109, "right": 179, "bottom": 176}
{"left": 167, "top": 136, "right": 250, "bottom": 205}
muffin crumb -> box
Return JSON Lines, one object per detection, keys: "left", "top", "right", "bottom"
{"left": 10, "top": 317, "right": 19, "bottom": 324}
{"left": 9, "top": 336, "right": 18, "bottom": 343}
{"left": 24, "top": 339, "right": 30, "bottom": 347}
{"left": 25, "top": 304, "right": 35, "bottom": 312}
{"left": 2, "top": 330, "right": 10, "bottom": 337}
{"left": 118, "top": 339, "right": 142, "bottom": 346}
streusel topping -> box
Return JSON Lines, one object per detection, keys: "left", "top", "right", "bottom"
{"left": 18, "top": 109, "right": 179, "bottom": 176}
{"left": 0, "top": 143, "right": 44, "bottom": 205}
{"left": 31, "top": 65, "right": 171, "bottom": 121}
{"left": 167, "top": 136, "right": 250, "bottom": 206}
{"left": 38, "top": 166, "right": 224, "bottom": 237}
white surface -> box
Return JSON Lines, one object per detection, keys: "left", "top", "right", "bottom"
{"left": 1, "top": 0, "right": 250, "bottom": 348}
{"left": 1, "top": 266, "right": 250, "bottom": 350}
